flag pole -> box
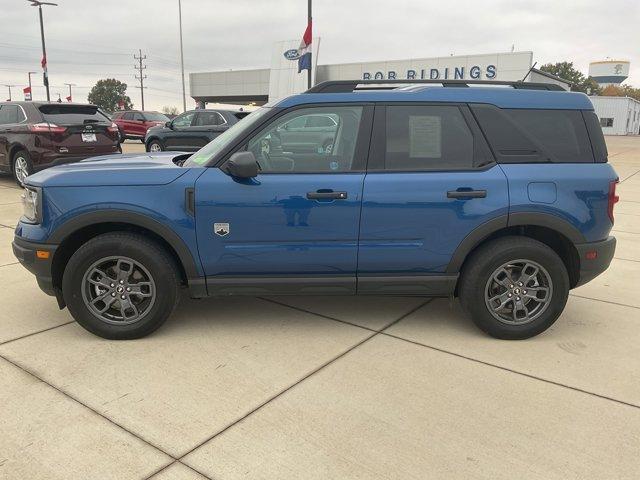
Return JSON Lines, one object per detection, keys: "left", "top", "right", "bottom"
{"left": 307, "top": 0, "right": 312, "bottom": 89}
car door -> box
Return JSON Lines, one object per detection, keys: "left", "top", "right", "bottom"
{"left": 194, "top": 104, "right": 373, "bottom": 295}
{"left": 120, "top": 112, "right": 134, "bottom": 135}
{"left": 131, "top": 112, "right": 147, "bottom": 137}
{"left": 164, "top": 111, "right": 197, "bottom": 150}
{"left": 192, "top": 111, "right": 228, "bottom": 148}
{"left": 0, "top": 105, "right": 24, "bottom": 169}
{"left": 357, "top": 104, "right": 509, "bottom": 294}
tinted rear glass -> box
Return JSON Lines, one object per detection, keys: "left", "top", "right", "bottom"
{"left": 144, "top": 112, "right": 170, "bottom": 122}
{"left": 471, "top": 104, "right": 594, "bottom": 163}
{"left": 582, "top": 111, "right": 608, "bottom": 163}
{"left": 234, "top": 111, "right": 250, "bottom": 120}
{"left": 39, "top": 105, "right": 111, "bottom": 124}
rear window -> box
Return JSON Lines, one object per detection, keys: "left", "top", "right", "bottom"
{"left": 144, "top": 112, "right": 169, "bottom": 122}
{"left": 39, "top": 105, "right": 111, "bottom": 125}
{"left": 583, "top": 111, "right": 608, "bottom": 163}
{"left": 471, "top": 105, "right": 594, "bottom": 163}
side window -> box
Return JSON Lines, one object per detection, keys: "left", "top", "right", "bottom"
{"left": 306, "top": 114, "right": 337, "bottom": 128}
{"left": 505, "top": 109, "right": 593, "bottom": 163}
{"left": 0, "top": 105, "right": 19, "bottom": 124}
{"left": 133, "top": 112, "right": 145, "bottom": 122}
{"left": 245, "top": 106, "right": 363, "bottom": 173}
{"left": 122, "top": 112, "right": 133, "bottom": 120}
{"left": 194, "top": 111, "right": 225, "bottom": 126}
{"left": 472, "top": 105, "right": 594, "bottom": 163}
{"left": 172, "top": 112, "right": 195, "bottom": 128}
{"left": 384, "top": 105, "right": 474, "bottom": 170}
{"left": 600, "top": 117, "right": 614, "bottom": 128}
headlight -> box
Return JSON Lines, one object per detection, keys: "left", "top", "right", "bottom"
{"left": 21, "top": 186, "right": 42, "bottom": 224}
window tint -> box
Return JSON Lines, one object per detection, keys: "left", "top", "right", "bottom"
{"left": 306, "top": 114, "right": 337, "bottom": 128}
{"left": 245, "top": 106, "right": 363, "bottom": 173}
{"left": 132, "top": 112, "right": 145, "bottom": 121}
{"left": 0, "top": 105, "right": 21, "bottom": 124}
{"left": 39, "top": 105, "right": 110, "bottom": 124}
{"left": 194, "top": 111, "right": 224, "bottom": 126}
{"left": 122, "top": 112, "right": 133, "bottom": 120}
{"left": 583, "top": 111, "right": 608, "bottom": 163}
{"left": 506, "top": 109, "right": 593, "bottom": 163}
{"left": 144, "top": 112, "right": 169, "bottom": 122}
{"left": 172, "top": 112, "right": 195, "bottom": 128}
{"left": 384, "top": 105, "right": 474, "bottom": 170}
{"left": 471, "top": 105, "right": 594, "bottom": 163}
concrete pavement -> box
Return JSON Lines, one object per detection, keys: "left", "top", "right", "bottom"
{"left": 0, "top": 137, "right": 639, "bottom": 479}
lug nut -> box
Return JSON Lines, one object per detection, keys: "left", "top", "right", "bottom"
{"left": 126, "top": 287, "right": 131, "bottom": 292}
{"left": 120, "top": 295, "right": 126, "bottom": 299}
{"left": 111, "top": 293, "right": 116, "bottom": 297}
{"left": 518, "top": 282, "right": 523, "bottom": 286}
{"left": 523, "top": 290, "right": 527, "bottom": 294}
{"left": 508, "top": 293, "right": 512, "bottom": 297}
{"left": 110, "top": 283, "right": 115, "bottom": 288}
{"left": 509, "top": 284, "right": 514, "bottom": 288}
{"left": 119, "top": 280, "right": 124, "bottom": 284}
{"left": 516, "top": 296, "right": 521, "bottom": 301}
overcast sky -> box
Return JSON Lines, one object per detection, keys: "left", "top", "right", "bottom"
{"left": 1, "top": 0, "right": 637, "bottom": 110}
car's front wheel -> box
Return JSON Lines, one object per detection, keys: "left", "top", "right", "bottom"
{"left": 12, "top": 150, "right": 33, "bottom": 186}
{"left": 62, "top": 233, "right": 179, "bottom": 339}
{"left": 147, "top": 140, "right": 163, "bottom": 153}
{"left": 459, "top": 236, "right": 569, "bottom": 340}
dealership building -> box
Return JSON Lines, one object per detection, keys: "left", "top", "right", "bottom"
{"left": 189, "top": 42, "right": 571, "bottom": 105}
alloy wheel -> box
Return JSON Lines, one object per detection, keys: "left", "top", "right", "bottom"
{"left": 484, "top": 259, "right": 553, "bottom": 325}
{"left": 81, "top": 256, "right": 156, "bottom": 325}
{"left": 14, "top": 156, "right": 29, "bottom": 184}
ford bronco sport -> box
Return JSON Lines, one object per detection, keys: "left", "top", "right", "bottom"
{"left": 13, "top": 79, "right": 618, "bottom": 340}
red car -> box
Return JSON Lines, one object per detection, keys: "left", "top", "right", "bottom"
{"left": 111, "top": 110, "right": 170, "bottom": 143}
{"left": 0, "top": 101, "right": 120, "bottom": 185}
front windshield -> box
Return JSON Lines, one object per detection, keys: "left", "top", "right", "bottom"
{"left": 184, "top": 107, "right": 272, "bottom": 167}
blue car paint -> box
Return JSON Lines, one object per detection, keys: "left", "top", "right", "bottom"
{"left": 358, "top": 165, "right": 509, "bottom": 274}
{"left": 15, "top": 85, "right": 616, "bottom": 295}
{"left": 194, "top": 168, "right": 364, "bottom": 278}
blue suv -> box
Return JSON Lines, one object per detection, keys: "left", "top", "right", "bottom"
{"left": 12, "top": 79, "right": 618, "bottom": 340}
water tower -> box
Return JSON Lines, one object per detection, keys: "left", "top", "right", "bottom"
{"left": 589, "top": 60, "right": 630, "bottom": 87}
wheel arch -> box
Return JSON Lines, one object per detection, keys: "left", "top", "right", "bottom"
{"left": 49, "top": 210, "right": 202, "bottom": 294}
{"left": 447, "top": 213, "right": 583, "bottom": 289}
{"left": 9, "top": 143, "right": 29, "bottom": 163}
{"left": 145, "top": 136, "right": 164, "bottom": 150}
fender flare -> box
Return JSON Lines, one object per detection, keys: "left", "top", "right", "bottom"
{"left": 48, "top": 209, "right": 201, "bottom": 279}
{"left": 445, "top": 212, "right": 585, "bottom": 274}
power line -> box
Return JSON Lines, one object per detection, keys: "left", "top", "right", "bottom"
{"left": 134, "top": 49, "right": 147, "bottom": 110}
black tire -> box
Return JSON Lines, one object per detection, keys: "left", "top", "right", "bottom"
{"left": 147, "top": 139, "right": 163, "bottom": 153}
{"left": 117, "top": 129, "right": 125, "bottom": 143}
{"left": 458, "top": 236, "right": 569, "bottom": 340}
{"left": 12, "top": 149, "right": 33, "bottom": 186}
{"left": 62, "top": 232, "right": 179, "bottom": 340}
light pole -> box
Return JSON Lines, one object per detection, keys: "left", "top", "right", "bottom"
{"left": 178, "top": 0, "right": 186, "bottom": 112}
{"left": 27, "top": 0, "right": 57, "bottom": 102}
{"left": 27, "top": 71, "right": 36, "bottom": 100}
{"left": 4, "top": 85, "right": 17, "bottom": 101}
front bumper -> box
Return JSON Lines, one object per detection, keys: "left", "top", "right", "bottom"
{"left": 574, "top": 236, "right": 616, "bottom": 287}
{"left": 12, "top": 235, "right": 58, "bottom": 296}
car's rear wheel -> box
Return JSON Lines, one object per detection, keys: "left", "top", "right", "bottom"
{"left": 147, "top": 140, "right": 163, "bottom": 153}
{"left": 12, "top": 150, "right": 33, "bottom": 186}
{"left": 459, "top": 236, "right": 569, "bottom": 340}
{"left": 62, "top": 233, "right": 179, "bottom": 339}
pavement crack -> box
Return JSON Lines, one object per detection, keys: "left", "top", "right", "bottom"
{"left": 173, "top": 299, "right": 432, "bottom": 464}
{"left": 0, "top": 321, "right": 76, "bottom": 346}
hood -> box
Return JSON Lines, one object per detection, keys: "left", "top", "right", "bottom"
{"left": 26, "top": 152, "right": 192, "bottom": 188}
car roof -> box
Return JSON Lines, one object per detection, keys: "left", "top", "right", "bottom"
{"left": 274, "top": 86, "right": 593, "bottom": 110}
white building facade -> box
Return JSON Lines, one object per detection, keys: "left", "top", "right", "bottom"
{"left": 189, "top": 45, "right": 548, "bottom": 105}
{"left": 590, "top": 96, "right": 640, "bottom": 135}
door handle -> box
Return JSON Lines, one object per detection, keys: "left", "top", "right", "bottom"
{"left": 447, "top": 189, "right": 487, "bottom": 199}
{"left": 307, "top": 190, "right": 348, "bottom": 200}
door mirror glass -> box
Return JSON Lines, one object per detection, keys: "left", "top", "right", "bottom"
{"left": 226, "top": 151, "right": 259, "bottom": 178}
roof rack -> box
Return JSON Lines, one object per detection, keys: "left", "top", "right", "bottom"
{"left": 306, "top": 79, "right": 566, "bottom": 93}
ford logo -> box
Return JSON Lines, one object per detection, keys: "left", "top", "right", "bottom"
{"left": 283, "top": 49, "right": 300, "bottom": 60}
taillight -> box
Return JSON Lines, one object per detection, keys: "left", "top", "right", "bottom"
{"left": 608, "top": 179, "right": 619, "bottom": 224}
{"left": 29, "top": 122, "right": 67, "bottom": 133}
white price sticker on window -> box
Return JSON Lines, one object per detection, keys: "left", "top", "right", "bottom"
{"left": 409, "top": 115, "right": 441, "bottom": 158}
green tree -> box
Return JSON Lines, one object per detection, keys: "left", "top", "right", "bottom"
{"left": 601, "top": 84, "right": 640, "bottom": 101}
{"left": 87, "top": 78, "right": 133, "bottom": 112}
{"left": 539, "top": 62, "right": 602, "bottom": 95}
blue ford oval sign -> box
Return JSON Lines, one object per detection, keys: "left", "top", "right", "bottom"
{"left": 283, "top": 49, "right": 300, "bottom": 60}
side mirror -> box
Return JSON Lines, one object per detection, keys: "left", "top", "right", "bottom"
{"left": 226, "top": 151, "right": 259, "bottom": 178}
{"left": 165, "top": 121, "right": 173, "bottom": 129}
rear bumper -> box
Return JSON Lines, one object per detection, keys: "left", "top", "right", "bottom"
{"left": 12, "top": 235, "right": 58, "bottom": 296}
{"left": 33, "top": 149, "right": 119, "bottom": 171}
{"left": 574, "top": 236, "right": 616, "bottom": 287}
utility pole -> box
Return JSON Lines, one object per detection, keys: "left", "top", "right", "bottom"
{"left": 64, "top": 82, "right": 75, "bottom": 102}
{"left": 27, "top": 71, "right": 36, "bottom": 100}
{"left": 178, "top": 0, "right": 187, "bottom": 112}
{"left": 27, "top": 1, "right": 57, "bottom": 102}
{"left": 134, "top": 49, "right": 147, "bottom": 110}
{"left": 4, "top": 85, "right": 17, "bottom": 101}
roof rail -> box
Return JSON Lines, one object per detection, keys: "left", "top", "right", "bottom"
{"left": 306, "top": 79, "right": 567, "bottom": 93}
